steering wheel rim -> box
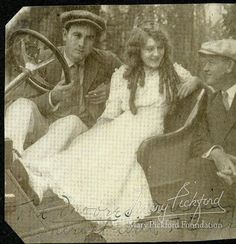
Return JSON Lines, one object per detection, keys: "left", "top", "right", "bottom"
{"left": 7, "top": 28, "right": 71, "bottom": 92}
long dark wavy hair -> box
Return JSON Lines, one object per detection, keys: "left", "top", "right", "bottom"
{"left": 123, "top": 24, "right": 181, "bottom": 115}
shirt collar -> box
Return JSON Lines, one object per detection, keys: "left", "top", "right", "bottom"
{"left": 221, "top": 83, "right": 236, "bottom": 108}
{"left": 64, "top": 51, "right": 85, "bottom": 68}
{"left": 226, "top": 83, "right": 236, "bottom": 99}
{"left": 209, "top": 83, "right": 236, "bottom": 95}
{"left": 64, "top": 51, "right": 74, "bottom": 68}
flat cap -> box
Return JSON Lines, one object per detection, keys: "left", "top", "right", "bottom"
{"left": 60, "top": 10, "right": 106, "bottom": 32}
{"left": 199, "top": 39, "right": 236, "bottom": 61}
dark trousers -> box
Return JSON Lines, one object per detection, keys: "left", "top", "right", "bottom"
{"left": 184, "top": 157, "right": 236, "bottom": 228}
{"left": 187, "top": 158, "right": 235, "bottom": 205}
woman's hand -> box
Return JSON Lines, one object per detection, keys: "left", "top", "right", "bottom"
{"left": 178, "top": 76, "right": 202, "bottom": 99}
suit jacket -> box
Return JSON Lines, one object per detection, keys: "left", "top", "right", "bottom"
{"left": 191, "top": 90, "right": 236, "bottom": 157}
{"left": 7, "top": 47, "right": 121, "bottom": 127}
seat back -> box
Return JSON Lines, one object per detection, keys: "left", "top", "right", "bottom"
{"left": 137, "top": 89, "right": 206, "bottom": 194}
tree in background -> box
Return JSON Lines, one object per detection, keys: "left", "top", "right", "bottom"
{"left": 223, "top": 4, "right": 236, "bottom": 38}
{"left": 102, "top": 5, "right": 201, "bottom": 74}
{"left": 100, "top": 5, "right": 140, "bottom": 59}
{"left": 6, "top": 6, "right": 100, "bottom": 46}
{"left": 29, "top": 6, "right": 100, "bottom": 46}
{"left": 6, "top": 4, "right": 235, "bottom": 82}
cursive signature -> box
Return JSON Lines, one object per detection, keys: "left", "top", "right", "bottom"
{"left": 8, "top": 181, "right": 235, "bottom": 235}
{"left": 145, "top": 182, "right": 226, "bottom": 224}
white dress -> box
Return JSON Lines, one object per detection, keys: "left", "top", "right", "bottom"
{"left": 21, "top": 64, "right": 193, "bottom": 225}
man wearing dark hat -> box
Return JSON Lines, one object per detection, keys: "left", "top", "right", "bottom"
{"left": 5, "top": 10, "right": 121, "bottom": 156}
{"left": 185, "top": 39, "right": 236, "bottom": 234}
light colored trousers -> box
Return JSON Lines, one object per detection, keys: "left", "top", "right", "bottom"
{"left": 5, "top": 98, "right": 88, "bottom": 156}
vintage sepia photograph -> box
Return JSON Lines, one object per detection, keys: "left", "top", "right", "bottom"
{"left": 4, "top": 4, "right": 236, "bottom": 243}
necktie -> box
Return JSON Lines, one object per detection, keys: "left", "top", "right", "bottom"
{"left": 61, "top": 64, "right": 80, "bottom": 108}
{"left": 56, "top": 64, "right": 84, "bottom": 117}
{"left": 70, "top": 64, "right": 80, "bottom": 102}
{"left": 70, "top": 63, "right": 80, "bottom": 83}
{"left": 70, "top": 64, "right": 85, "bottom": 114}
{"left": 222, "top": 91, "right": 230, "bottom": 111}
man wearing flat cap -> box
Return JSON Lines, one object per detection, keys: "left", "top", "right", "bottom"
{"left": 186, "top": 39, "right": 236, "bottom": 230}
{"left": 5, "top": 10, "right": 122, "bottom": 157}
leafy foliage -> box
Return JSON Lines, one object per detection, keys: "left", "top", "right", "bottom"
{"left": 223, "top": 4, "right": 236, "bottom": 38}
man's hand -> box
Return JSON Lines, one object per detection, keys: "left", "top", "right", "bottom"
{"left": 217, "top": 170, "right": 236, "bottom": 185}
{"left": 217, "top": 154, "right": 236, "bottom": 185}
{"left": 210, "top": 148, "right": 236, "bottom": 176}
{"left": 86, "top": 83, "right": 109, "bottom": 104}
{"left": 51, "top": 80, "right": 76, "bottom": 105}
{"left": 229, "top": 154, "right": 236, "bottom": 164}
{"left": 178, "top": 77, "right": 202, "bottom": 99}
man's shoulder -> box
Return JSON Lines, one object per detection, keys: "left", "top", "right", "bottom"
{"left": 90, "top": 48, "right": 120, "bottom": 65}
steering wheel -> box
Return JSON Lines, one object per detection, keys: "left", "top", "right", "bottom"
{"left": 5, "top": 29, "right": 71, "bottom": 97}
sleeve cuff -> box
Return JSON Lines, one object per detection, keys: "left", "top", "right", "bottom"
{"left": 48, "top": 91, "right": 59, "bottom": 112}
{"left": 202, "top": 145, "right": 224, "bottom": 160}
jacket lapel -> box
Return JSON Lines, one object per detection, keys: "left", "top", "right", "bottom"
{"left": 224, "top": 94, "right": 236, "bottom": 138}
{"left": 83, "top": 51, "right": 99, "bottom": 95}
{"left": 45, "top": 60, "right": 62, "bottom": 84}
{"left": 44, "top": 46, "right": 64, "bottom": 85}
{"left": 44, "top": 47, "right": 99, "bottom": 90}
{"left": 208, "top": 93, "right": 228, "bottom": 143}
{"left": 209, "top": 92, "right": 236, "bottom": 143}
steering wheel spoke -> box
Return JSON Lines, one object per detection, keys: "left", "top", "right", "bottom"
{"left": 24, "top": 57, "right": 55, "bottom": 73}
{"left": 6, "top": 29, "right": 71, "bottom": 97}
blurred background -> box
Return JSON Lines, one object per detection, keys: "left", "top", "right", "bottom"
{"left": 5, "top": 4, "right": 236, "bottom": 78}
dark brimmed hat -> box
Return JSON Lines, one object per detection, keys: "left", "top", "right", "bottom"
{"left": 60, "top": 10, "right": 106, "bottom": 32}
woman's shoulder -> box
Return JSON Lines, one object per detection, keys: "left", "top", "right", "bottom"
{"left": 112, "top": 65, "right": 128, "bottom": 76}
{"left": 110, "top": 65, "right": 128, "bottom": 89}
{"left": 173, "top": 62, "right": 192, "bottom": 79}
{"left": 111, "top": 65, "right": 128, "bottom": 81}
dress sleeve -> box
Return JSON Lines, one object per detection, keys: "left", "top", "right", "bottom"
{"left": 98, "top": 66, "right": 125, "bottom": 120}
{"left": 174, "top": 62, "right": 193, "bottom": 85}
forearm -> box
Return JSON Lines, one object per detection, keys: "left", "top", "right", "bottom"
{"left": 191, "top": 137, "right": 213, "bottom": 158}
